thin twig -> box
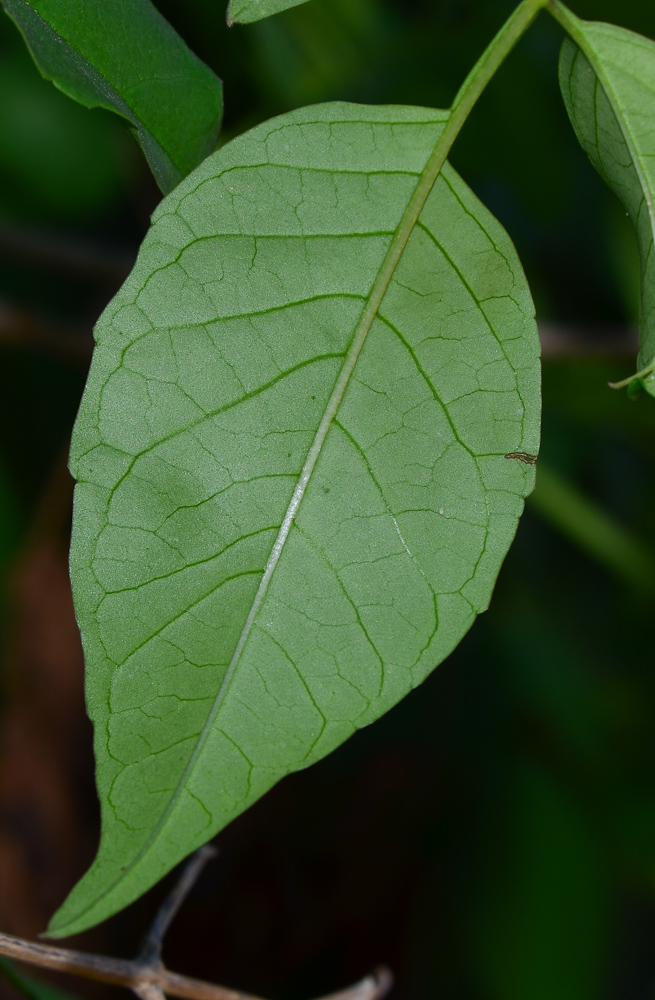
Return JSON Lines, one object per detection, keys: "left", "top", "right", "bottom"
{"left": 0, "top": 299, "right": 92, "bottom": 365}
{"left": 0, "top": 847, "right": 392, "bottom": 1000}
{"left": 0, "top": 223, "right": 135, "bottom": 284}
{"left": 139, "top": 846, "right": 219, "bottom": 966}
{"left": 0, "top": 934, "right": 262, "bottom": 1000}
{"left": 537, "top": 322, "right": 638, "bottom": 357}
{"left": 0, "top": 934, "right": 391, "bottom": 1000}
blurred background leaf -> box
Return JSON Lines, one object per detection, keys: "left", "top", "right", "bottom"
{"left": 0, "top": 959, "right": 78, "bottom": 1000}
{"left": 0, "top": 0, "right": 223, "bottom": 193}
{"left": 1, "top": 0, "right": 655, "bottom": 997}
{"left": 227, "top": 0, "right": 314, "bottom": 26}
{"left": 529, "top": 463, "right": 655, "bottom": 596}
{"left": 0, "top": 47, "right": 129, "bottom": 223}
{"left": 0, "top": 460, "right": 21, "bottom": 578}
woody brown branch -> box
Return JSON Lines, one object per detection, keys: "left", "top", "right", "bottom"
{"left": 0, "top": 933, "right": 392, "bottom": 1000}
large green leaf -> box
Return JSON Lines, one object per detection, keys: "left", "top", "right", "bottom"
{"left": 558, "top": 13, "right": 655, "bottom": 396}
{"left": 227, "top": 0, "right": 312, "bottom": 26}
{"left": 0, "top": 0, "right": 223, "bottom": 193}
{"left": 49, "top": 101, "right": 540, "bottom": 936}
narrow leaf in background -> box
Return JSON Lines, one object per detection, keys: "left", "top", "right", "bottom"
{"left": 0, "top": 958, "right": 79, "bottom": 1000}
{"left": 557, "top": 9, "right": 655, "bottom": 396}
{"left": 49, "top": 101, "right": 540, "bottom": 936}
{"left": 227, "top": 0, "right": 313, "bottom": 27}
{"left": 0, "top": 0, "right": 223, "bottom": 193}
{"left": 529, "top": 463, "right": 655, "bottom": 597}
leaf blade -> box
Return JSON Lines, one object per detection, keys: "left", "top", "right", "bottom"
{"left": 226, "top": 0, "right": 312, "bottom": 26}
{"left": 558, "top": 15, "right": 655, "bottom": 396}
{"left": 0, "top": 0, "right": 223, "bottom": 193}
{"left": 50, "top": 101, "right": 540, "bottom": 936}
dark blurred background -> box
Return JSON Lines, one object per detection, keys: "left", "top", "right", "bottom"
{"left": 1, "top": 0, "right": 655, "bottom": 998}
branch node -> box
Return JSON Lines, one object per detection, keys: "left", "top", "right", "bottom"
{"left": 313, "top": 967, "right": 393, "bottom": 1000}
{"left": 133, "top": 981, "right": 167, "bottom": 1000}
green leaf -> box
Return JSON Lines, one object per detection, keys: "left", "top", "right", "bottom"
{"left": 227, "top": 0, "right": 312, "bottom": 26}
{"left": 0, "top": 0, "right": 223, "bottom": 194}
{"left": 557, "top": 13, "right": 655, "bottom": 396}
{"left": 50, "top": 101, "right": 540, "bottom": 936}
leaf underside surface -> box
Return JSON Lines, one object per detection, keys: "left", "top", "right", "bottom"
{"left": 0, "top": 0, "right": 223, "bottom": 193}
{"left": 226, "top": 0, "right": 311, "bottom": 25}
{"left": 51, "top": 101, "right": 540, "bottom": 936}
{"left": 559, "top": 19, "right": 655, "bottom": 396}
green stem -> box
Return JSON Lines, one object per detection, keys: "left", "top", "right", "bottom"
{"left": 607, "top": 361, "right": 655, "bottom": 390}
{"left": 451, "top": 0, "right": 547, "bottom": 120}
{"left": 416, "top": 0, "right": 548, "bottom": 218}
{"left": 545, "top": 0, "right": 590, "bottom": 41}
{"left": 530, "top": 464, "right": 655, "bottom": 595}
{"left": 545, "top": 0, "right": 579, "bottom": 33}
{"left": 342, "top": 0, "right": 549, "bottom": 374}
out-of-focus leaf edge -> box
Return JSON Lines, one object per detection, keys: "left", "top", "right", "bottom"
{"left": 226, "top": 0, "right": 313, "bottom": 27}
{"left": 0, "top": 0, "right": 223, "bottom": 193}
{"left": 556, "top": 11, "right": 655, "bottom": 398}
{"left": 0, "top": 958, "right": 78, "bottom": 1000}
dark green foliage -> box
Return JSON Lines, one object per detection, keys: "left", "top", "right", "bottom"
{"left": 0, "top": 0, "right": 223, "bottom": 192}
{"left": 0, "top": 960, "right": 76, "bottom": 1000}
{"left": 558, "top": 13, "right": 655, "bottom": 395}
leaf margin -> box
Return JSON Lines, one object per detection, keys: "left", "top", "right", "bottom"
{"left": 226, "top": 0, "right": 313, "bottom": 27}
{"left": 554, "top": 2, "right": 655, "bottom": 396}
